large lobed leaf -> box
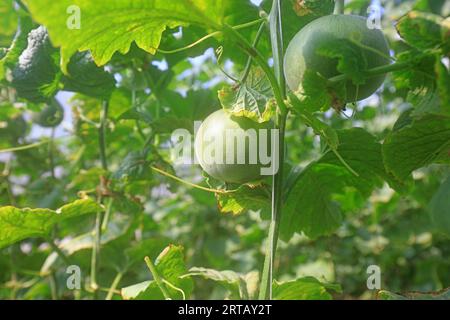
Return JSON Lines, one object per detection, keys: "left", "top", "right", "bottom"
{"left": 383, "top": 114, "right": 450, "bottom": 182}
{"left": 396, "top": 11, "right": 447, "bottom": 50}
{"left": 25, "top": 0, "right": 228, "bottom": 71}
{"left": 428, "top": 176, "right": 450, "bottom": 236}
{"left": 0, "top": 199, "right": 100, "bottom": 249}
{"left": 273, "top": 277, "right": 341, "bottom": 300}
{"left": 281, "top": 128, "right": 394, "bottom": 240}
{"left": 216, "top": 185, "right": 271, "bottom": 216}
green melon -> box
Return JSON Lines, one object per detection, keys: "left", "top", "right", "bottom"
{"left": 194, "top": 109, "right": 272, "bottom": 184}
{"left": 284, "top": 14, "right": 390, "bottom": 102}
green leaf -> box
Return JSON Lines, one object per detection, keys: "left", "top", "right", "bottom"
{"left": 383, "top": 115, "right": 450, "bottom": 181}
{"left": 408, "top": 86, "right": 443, "bottom": 117}
{"left": 112, "top": 151, "right": 152, "bottom": 182}
{"left": 435, "top": 59, "right": 450, "bottom": 113}
{"left": 184, "top": 267, "right": 258, "bottom": 299}
{"left": 396, "top": 56, "right": 449, "bottom": 117}
{"left": 378, "top": 288, "right": 450, "bottom": 300}
{"left": 273, "top": 277, "right": 341, "bottom": 300}
{"left": 289, "top": 93, "right": 339, "bottom": 150}
{"left": 124, "top": 238, "right": 170, "bottom": 268}
{"left": 317, "top": 38, "right": 368, "bottom": 86}
{"left": 277, "top": 0, "right": 334, "bottom": 49}
{"left": 0, "top": 0, "right": 18, "bottom": 46}
{"left": 121, "top": 245, "right": 193, "bottom": 300}
{"left": 40, "top": 213, "right": 133, "bottom": 275}
{"left": 219, "top": 67, "right": 275, "bottom": 123}
{"left": 282, "top": 163, "right": 347, "bottom": 239}
{"left": 319, "top": 128, "right": 398, "bottom": 190}
{"left": 393, "top": 50, "right": 436, "bottom": 92}
{"left": 396, "top": 11, "right": 444, "bottom": 50}
{"left": 216, "top": 185, "right": 271, "bottom": 216}
{"left": 25, "top": 0, "right": 226, "bottom": 71}
{"left": 293, "top": 70, "right": 347, "bottom": 112}
{"left": 428, "top": 176, "right": 450, "bottom": 236}
{"left": 62, "top": 51, "right": 116, "bottom": 99}
{"left": 0, "top": 199, "right": 100, "bottom": 249}
{"left": 282, "top": 128, "right": 394, "bottom": 239}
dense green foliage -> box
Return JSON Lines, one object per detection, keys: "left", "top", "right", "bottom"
{"left": 0, "top": 0, "right": 449, "bottom": 300}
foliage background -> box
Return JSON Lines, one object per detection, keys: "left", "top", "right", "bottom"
{"left": 0, "top": 0, "right": 449, "bottom": 300}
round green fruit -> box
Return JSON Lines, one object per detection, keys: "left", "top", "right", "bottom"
{"left": 194, "top": 109, "right": 272, "bottom": 184}
{"left": 31, "top": 100, "right": 64, "bottom": 128}
{"left": 284, "top": 14, "right": 390, "bottom": 102}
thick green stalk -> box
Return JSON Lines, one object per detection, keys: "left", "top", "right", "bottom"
{"left": 259, "top": 0, "right": 288, "bottom": 300}
{"left": 90, "top": 100, "right": 109, "bottom": 298}
{"left": 334, "top": 0, "right": 345, "bottom": 15}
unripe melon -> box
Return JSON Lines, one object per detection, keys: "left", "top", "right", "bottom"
{"left": 284, "top": 14, "right": 390, "bottom": 102}
{"left": 194, "top": 109, "right": 272, "bottom": 184}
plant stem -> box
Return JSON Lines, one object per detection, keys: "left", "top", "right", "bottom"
{"left": 101, "top": 197, "right": 114, "bottom": 231}
{"left": 15, "top": 0, "right": 29, "bottom": 13}
{"left": 0, "top": 140, "right": 49, "bottom": 154}
{"left": 48, "top": 239, "right": 70, "bottom": 265}
{"left": 98, "top": 100, "right": 109, "bottom": 171}
{"left": 49, "top": 273, "right": 58, "bottom": 300}
{"left": 144, "top": 256, "right": 171, "bottom": 300}
{"left": 49, "top": 127, "right": 56, "bottom": 180}
{"left": 259, "top": 112, "right": 287, "bottom": 300}
{"left": 334, "top": 0, "right": 345, "bottom": 15}
{"left": 328, "top": 60, "right": 411, "bottom": 83}
{"left": 241, "top": 22, "right": 267, "bottom": 84}
{"left": 90, "top": 100, "right": 109, "bottom": 299}
{"left": 259, "top": 0, "right": 288, "bottom": 300}
{"left": 150, "top": 165, "right": 236, "bottom": 194}
{"left": 105, "top": 271, "right": 124, "bottom": 300}
{"left": 156, "top": 18, "right": 266, "bottom": 54}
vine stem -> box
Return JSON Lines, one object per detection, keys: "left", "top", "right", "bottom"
{"left": 259, "top": 0, "right": 288, "bottom": 300}
{"left": 105, "top": 271, "right": 124, "bottom": 300}
{"left": 144, "top": 256, "right": 171, "bottom": 300}
{"left": 49, "top": 127, "right": 56, "bottom": 180}
{"left": 240, "top": 21, "right": 267, "bottom": 84}
{"left": 334, "top": 0, "right": 345, "bottom": 15}
{"left": 328, "top": 59, "right": 412, "bottom": 83}
{"left": 150, "top": 165, "right": 236, "bottom": 194}
{"left": 154, "top": 18, "right": 266, "bottom": 54}
{"left": 90, "top": 100, "right": 109, "bottom": 298}
{"left": 98, "top": 101, "right": 109, "bottom": 171}
{"left": 47, "top": 239, "right": 70, "bottom": 265}
{"left": 223, "top": 0, "right": 288, "bottom": 300}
